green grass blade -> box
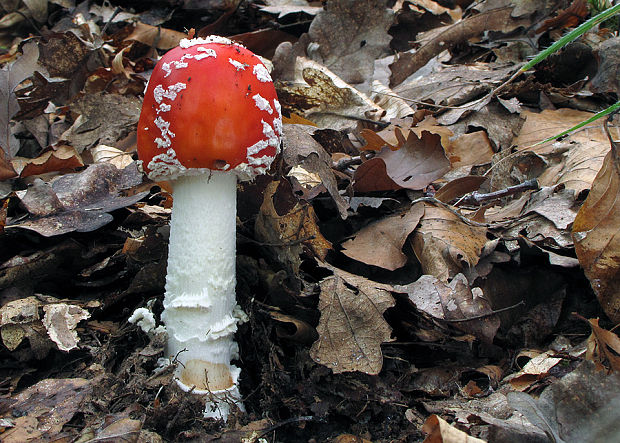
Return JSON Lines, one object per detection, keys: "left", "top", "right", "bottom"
{"left": 521, "top": 4, "right": 620, "bottom": 72}
{"left": 531, "top": 101, "right": 620, "bottom": 147}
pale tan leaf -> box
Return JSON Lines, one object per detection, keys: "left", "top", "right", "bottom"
{"left": 514, "top": 108, "right": 620, "bottom": 196}
{"left": 342, "top": 203, "right": 423, "bottom": 270}
{"left": 411, "top": 203, "right": 489, "bottom": 281}
{"left": 42, "top": 304, "right": 90, "bottom": 352}
{"left": 573, "top": 143, "right": 620, "bottom": 322}
{"left": 310, "top": 265, "right": 395, "bottom": 374}
{"left": 422, "top": 414, "right": 486, "bottom": 443}
{"left": 91, "top": 144, "right": 134, "bottom": 169}
{"left": 585, "top": 318, "right": 620, "bottom": 373}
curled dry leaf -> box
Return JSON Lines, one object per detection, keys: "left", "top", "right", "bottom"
{"left": 341, "top": 203, "right": 424, "bottom": 270}
{"left": 389, "top": 6, "right": 530, "bottom": 87}
{"left": 274, "top": 54, "right": 384, "bottom": 130}
{"left": 8, "top": 163, "right": 147, "bottom": 236}
{"left": 255, "top": 180, "right": 332, "bottom": 275}
{"left": 585, "top": 318, "right": 620, "bottom": 373}
{"left": 422, "top": 414, "right": 486, "bottom": 443}
{"left": 355, "top": 130, "right": 451, "bottom": 191}
{"left": 11, "top": 145, "right": 83, "bottom": 177}
{"left": 310, "top": 264, "right": 395, "bottom": 375}
{"left": 282, "top": 124, "right": 349, "bottom": 218}
{"left": 572, "top": 142, "right": 620, "bottom": 322}
{"left": 124, "top": 22, "right": 187, "bottom": 50}
{"left": 411, "top": 203, "right": 489, "bottom": 281}
{"left": 504, "top": 350, "right": 563, "bottom": 391}
{"left": 396, "top": 274, "right": 500, "bottom": 344}
{"left": 91, "top": 144, "right": 134, "bottom": 169}
{"left": 42, "top": 304, "right": 90, "bottom": 352}
{"left": 514, "top": 108, "right": 620, "bottom": 196}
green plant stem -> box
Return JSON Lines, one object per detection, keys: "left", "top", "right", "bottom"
{"left": 532, "top": 101, "right": 620, "bottom": 146}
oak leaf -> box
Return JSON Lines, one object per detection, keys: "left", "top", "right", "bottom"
{"left": 310, "top": 265, "right": 395, "bottom": 374}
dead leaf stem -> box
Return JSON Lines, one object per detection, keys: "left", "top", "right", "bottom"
{"left": 443, "top": 300, "right": 525, "bottom": 323}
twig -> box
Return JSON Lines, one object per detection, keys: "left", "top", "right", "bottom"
{"left": 258, "top": 416, "right": 324, "bottom": 438}
{"left": 410, "top": 196, "right": 492, "bottom": 227}
{"left": 444, "top": 300, "right": 525, "bottom": 323}
{"left": 458, "top": 179, "right": 539, "bottom": 206}
{"left": 101, "top": 6, "right": 121, "bottom": 35}
{"left": 333, "top": 154, "right": 369, "bottom": 171}
{"left": 241, "top": 234, "right": 316, "bottom": 247}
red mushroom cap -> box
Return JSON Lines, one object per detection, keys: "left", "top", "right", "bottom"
{"left": 137, "top": 36, "right": 282, "bottom": 181}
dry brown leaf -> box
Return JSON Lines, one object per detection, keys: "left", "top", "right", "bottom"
{"left": 12, "top": 145, "right": 83, "bottom": 177}
{"left": 124, "top": 22, "right": 187, "bottom": 50}
{"left": 396, "top": 274, "right": 499, "bottom": 344}
{"left": 0, "top": 378, "right": 93, "bottom": 443}
{"left": 0, "top": 147, "right": 17, "bottom": 179}
{"left": 447, "top": 131, "right": 495, "bottom": 169}
{"left": 590, "top": 37, "right": 620, "bottom": 94}
{"left": 91, "top": 144, "right": 134, "bottom": 169}
{"left": 411, "top": 203, "right": 488, "bottom": 281}
{"left": 422, "top": 414, "right": 486, "bottom": 443}
{"left": 8, "top": 163, "right": 147, "bottom": 237}
{"left": 536, "top": 0, "right": 588, "bottom": 34}
{"left": 572, "top": 141, "right": 620, "bottom": 322}
{"left": 61, "top": 92, "right": 142, "bottom": 153}
{"left": 394, "top": 62, "right": 515, "bottom": 110}
{"left": 274, "top": 53, "right": 384, "bottom": 130}
{"left": 1, "top": 42, "right": 42, "bottom": 157}
{"left": 434, "top": 176, "right": 487, "bottom": 203}
{"left": 585, "top": 318, "right": 620, "bottom": 373}
{"left": 408, "top": 0, "right": 462, "bottom": 21}
{"left": 255, "top": 180, "right": 332, "bottom": 275}
{"left": 310, "top": 265, "right": 395, "bottom": 374}
{"left": 352, "top": 158, "right": 401, "bottom": 193}
{"left": 505, "top": 351, "right": 563, "bottom": 391}
{"left": 356, "top": 131, "right": 451, "bottom": 191}
{"left": 306, "top": 0, "right": 394, "bottom": 92}
{"left": 342, "top": 203, "right": 423, "bottom": 270}
{"left": 514, "top": 108, "right": 620, "bottom": 196}
{"left": 389, "top": 6, "right": 530, "bottom": 87}
{"left": 379, "top": 131, "right": 451, "bottom": 189}
{"left": 282, "top": 124, "right": 349, "bottom": 218}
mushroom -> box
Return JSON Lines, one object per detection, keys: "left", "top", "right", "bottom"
{"left": 137, "top": 35, "right": 282, "bottom": 419}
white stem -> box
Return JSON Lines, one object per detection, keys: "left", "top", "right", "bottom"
{"left": 162, "top": 171, "right": 246, "bottom": 420}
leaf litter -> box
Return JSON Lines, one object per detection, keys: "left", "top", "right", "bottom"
{"left": 0, "top": 0, "right": 620, "bottom": 441}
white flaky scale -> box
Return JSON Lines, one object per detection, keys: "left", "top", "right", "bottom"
{"left": 253, "top": 64, "right": 272, "bottom": 83}
{"left": 195, "top": 47, "right": 217, "bottom": 59}
{"left": 228, "top": 58, "right": 248, "bottom": 71}
{"left": 153, "top": 82, "right": 186, "bottom": 104}
{"left": 253, "top": 94, "right": 273, "bottom": 114}
{"left": 136, "top": 35, "right": 282, "bottom": 421}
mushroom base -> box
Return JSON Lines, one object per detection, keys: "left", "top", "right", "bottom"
{"left": 162, "top": 171, "right": 246, "bottom": 420}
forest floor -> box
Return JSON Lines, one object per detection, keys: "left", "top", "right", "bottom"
{"left": 1, "top": 0, "right": 620, "bottom": 442}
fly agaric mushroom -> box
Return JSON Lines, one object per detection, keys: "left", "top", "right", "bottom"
{"left": 137, "top": 36, "right": 282, "bottom": 419}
